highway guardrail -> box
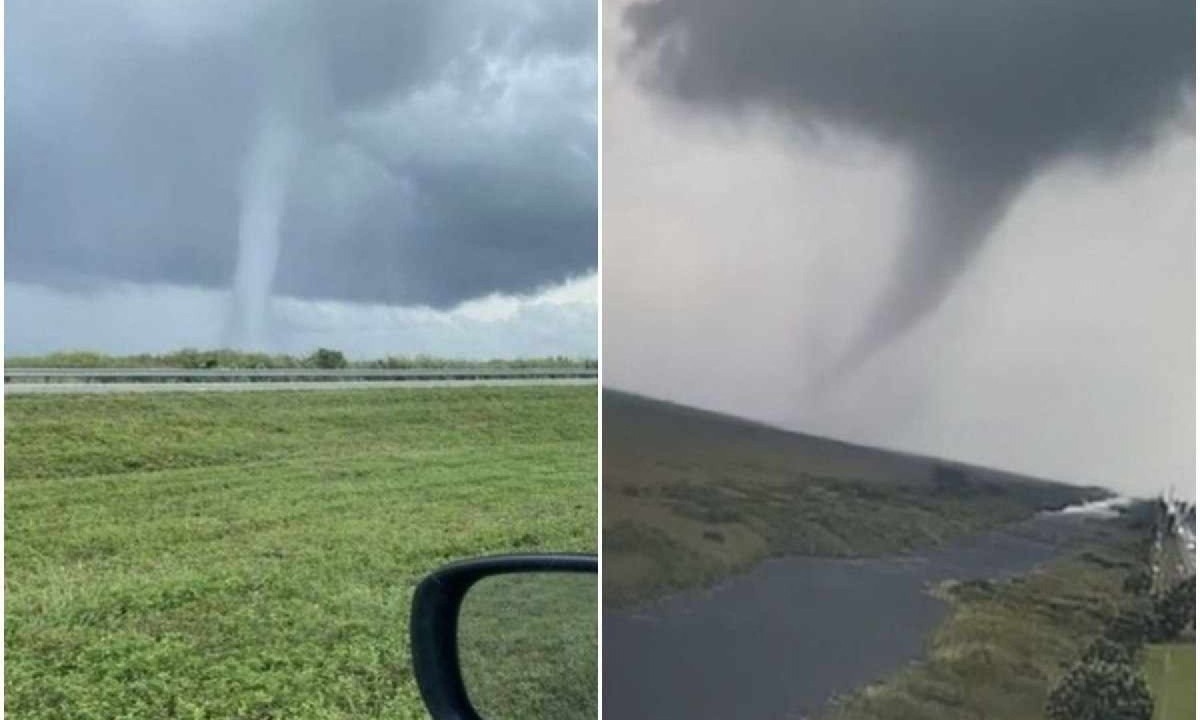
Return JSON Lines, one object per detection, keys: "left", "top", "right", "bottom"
{"left": 4, "top": 367, "right": 598, "bottom": 384}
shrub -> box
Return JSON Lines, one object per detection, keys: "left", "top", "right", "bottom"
{"left": 1103, "top": 604, "right": 1153, "bottom": 651}
{"left": 1151, "top": 577, "right": 1195, "bottom": 641}
{"left": 1045, "top": 660, "right": 1153, "bottom": 720}
{"left": 1081, "top": 637, "right": 1133, "bottom": 665}
{"left": 306, "top": 348, "right": 348, "bottom": 369}
{"left": 1122, "top": 569, "right": 1152, "bottom": 596}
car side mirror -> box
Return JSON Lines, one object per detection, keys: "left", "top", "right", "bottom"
{"left": 410, "top": 553, "right": 597, "bottom": 720}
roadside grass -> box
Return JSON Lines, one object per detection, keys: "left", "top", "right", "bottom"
{"left": 5, "top": 386, "right": 596, "bottom": 719}
{"left": 821, "top": 527, "right": 1142, "bottom": 720}
{"left": 1144, "top": 643, "right": 1196, "bottom": 720}
{"left": 603, "top": 390, "right": 1105, "bottom": 607}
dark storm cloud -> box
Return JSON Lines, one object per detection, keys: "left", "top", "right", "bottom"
{"left": 624, "top": 0, "right": 1194, "bottom": 369}
{"left": 6, "top": 0, "right": 596, "bottom": 307}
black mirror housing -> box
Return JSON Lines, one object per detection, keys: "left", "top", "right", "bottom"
{"left": 410, "top": 553, "right": 597, "bottom": 720}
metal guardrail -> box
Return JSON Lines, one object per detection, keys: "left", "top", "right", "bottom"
{"left": 4, "top": 367, "right": 598, "bottom": 384}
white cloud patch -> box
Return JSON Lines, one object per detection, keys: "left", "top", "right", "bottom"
{"left": 6, "top": 273, "right": 596, "bottom": 360}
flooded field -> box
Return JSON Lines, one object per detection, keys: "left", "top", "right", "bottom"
{"left": 604, "top": 512, "right": 1106, "bottom": 720}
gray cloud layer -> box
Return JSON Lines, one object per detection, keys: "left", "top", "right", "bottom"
{"left": 625, "top": 0, "right": 1194, "bottom": 372}
{"left": 7, "top": 0, "right": 596, "bottom": 308}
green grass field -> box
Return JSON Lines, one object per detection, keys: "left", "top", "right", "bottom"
{"left": 5, "top": 386, "right": 596, "bottom": 719}
{"left": 459, "top": 573, "right": 595, "bottom": 719}
{"left": 822, "top": 523, "right": 1144, "bottom": 720}
{"left": 1144, "top": 643, "right": 1196, "bottom": 720}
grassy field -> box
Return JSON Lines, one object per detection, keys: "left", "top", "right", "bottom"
{"left": 1144, "top": 643, "right": 1196, "bottom": 720}
{"left": 821, "top": 521, "right": 1144, "bottom": 720}
{"left": 603, "top": 390, "right": 1106, "bottom": 606}
{"left": 5, "top": 386, "right": 596, "bottom": 719}
{"left": 459, "top": 573, "right": 595, "bottom": 719}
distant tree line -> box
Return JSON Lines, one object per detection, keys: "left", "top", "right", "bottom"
{"left": 925, "top": 461, "right": 1110, "bottom": 512}
{"left": 6, "top": 349, "right": 597, "bottom": 371}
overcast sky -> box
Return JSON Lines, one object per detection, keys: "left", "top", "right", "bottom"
{"left": 6, "top": 0, "right": 596, "bottom": 358}
{"left": 604, "top": 0, "right": 1195, "bottom": 498}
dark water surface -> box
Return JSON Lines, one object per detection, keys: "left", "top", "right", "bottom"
{"left": 603, "top": 514, "right": 1096, "bottom": 720}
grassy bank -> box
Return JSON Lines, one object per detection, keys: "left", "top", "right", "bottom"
{"left": 5, "top": 386, "right": 596, "bottom": 719}
{"left": 1144, "top": 643, "right": 1196, "bottom": 720}
{"left": 820, "top": 521, "right": 1143, "bottom": 719}
{"left": 603, "top": 390, "right": 1105, "bottom": 606}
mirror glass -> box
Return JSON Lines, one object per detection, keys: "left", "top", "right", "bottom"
{"left": 457, "top": 572, "right": 597, "bottom": 720}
